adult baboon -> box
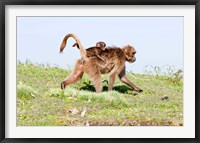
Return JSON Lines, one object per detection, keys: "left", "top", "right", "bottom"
{"left": 60, "top": 33, "right": 142, "bottom": 93}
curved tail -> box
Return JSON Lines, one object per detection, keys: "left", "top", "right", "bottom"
{"left": 59, "top": 33, "right": 86, "bottom": 58}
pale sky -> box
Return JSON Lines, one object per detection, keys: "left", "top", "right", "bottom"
{"left": 17, "top": 16, "right": 183, "bottom": 74}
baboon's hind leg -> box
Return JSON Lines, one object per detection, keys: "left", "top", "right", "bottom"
{"left": 61, "top": 59, "right": 84, "bottom": 89}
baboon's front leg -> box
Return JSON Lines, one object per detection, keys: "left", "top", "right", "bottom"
{"left": 108, "top": 72, "right": 117, "bottom": 91}
{"left": 93, "top": 75, "right": 103, "bottom": 93}
{"left": 118, "top": 67, "right": 143, "bottom": 93}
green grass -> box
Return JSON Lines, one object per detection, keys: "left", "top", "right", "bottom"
{"left": 17, "top": 61, "right": 183, "bottom": 126}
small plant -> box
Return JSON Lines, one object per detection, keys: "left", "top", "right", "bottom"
{"left": 144, "top": 65, "right": 162, "bottom": 76}
{"left": 144, "top": 65, "right": 183, "bottom": 85}
{"left": 167, "top": 69, "right": 183, "bottom": 84}
{"left": 165, "top": 65, "right": 176, "bottom": 76}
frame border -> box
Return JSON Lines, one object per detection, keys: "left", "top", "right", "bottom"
{"left": 1, "top": 0, "right": 199, "bottom": 143}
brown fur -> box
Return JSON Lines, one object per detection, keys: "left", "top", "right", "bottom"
{"left": 60, "top": 33, "right": 142, "bottom": 93}
{"left": 72, "top": 41, "right": 106, "bottom": 64}
{"left": 85, "top": 41, "right": 106, "bottom": 57}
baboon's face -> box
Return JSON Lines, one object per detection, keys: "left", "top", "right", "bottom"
{"left": 125, "top": 45, "right": 136, "bottom": 63}
{"left": 96, "top": 41, "right": 106, "bottom": 51}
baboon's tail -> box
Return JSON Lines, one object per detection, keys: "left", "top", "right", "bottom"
{"left": 59, "top": 33, "right": 86, "bottom": 58}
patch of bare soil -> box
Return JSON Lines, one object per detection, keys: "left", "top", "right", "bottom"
{"left": 87, "top": 120, "right": 183, "bottom": 126}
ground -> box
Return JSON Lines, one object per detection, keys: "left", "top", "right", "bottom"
{"left": 17, "top": 61, "right": 183, "bottom": 126}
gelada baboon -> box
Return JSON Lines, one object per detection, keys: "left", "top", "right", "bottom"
{"left": 59, "top": 33, "right": 143, "bottom": 93}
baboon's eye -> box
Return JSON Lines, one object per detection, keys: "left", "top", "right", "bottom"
{"left": 130, "top": 52, "right": 135, "bottom": 57}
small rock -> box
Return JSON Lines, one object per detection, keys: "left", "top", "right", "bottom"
{"left": 161, "top": 96, "right": 169, "bottom": 100}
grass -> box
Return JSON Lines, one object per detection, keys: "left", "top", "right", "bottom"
{"left": 17, "top": 60, "right": 183, "bottom": 126}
